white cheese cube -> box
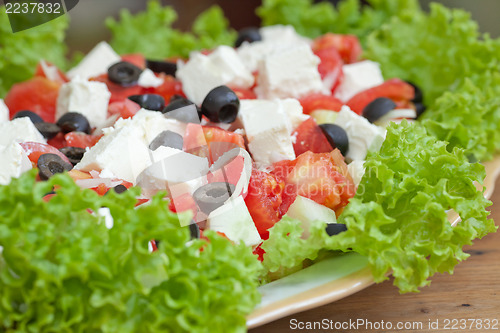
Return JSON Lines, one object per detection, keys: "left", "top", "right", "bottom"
{"left": 176, "top": 46, "right": 254, "bottom": 105}
{"left": 334, "top": 60, "right": 384, "bottom": 102}
{"left": 207, "top": 196, "right": 261, "bottom": 247}
{"left": 248, "top": 128, "right": 295, "bottom": 166}
{"left": 260, "top": 25, "right": 312, "bottom": 45}
{"left": 0, "top": 117, "right": 46, "bottom": 146}
{"left": 0, "top": 99, "right": 9, "bottom": 123}
{"left": 138, "top": 68, "right": 164, "bottom": 88}
{"left": 281, "top": 98, "right": 309, "bottom": 132}
{"left": 56, "top": 77, "right": 111, "bottom": 129}
{"left": 67, "top": 41, "right": 121, "bottom": 80}
{"left": 0, "top": 142, "right": 32, "bottom": 185}
{"left": 255, "top": 44, "right": 327, "bottom": 99}
{"left": 334, "top": 106, "right": 386, "bottom": 161}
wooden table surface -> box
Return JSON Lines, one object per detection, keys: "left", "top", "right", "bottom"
{"left": 250, "top": 177, "right": 500, "bottom": 333}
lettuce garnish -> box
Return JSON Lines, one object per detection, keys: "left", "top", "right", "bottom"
{"left": 0, "top": 6, "right": 68, "bottom": 97}
{"left": 0, "top": 171, "right": 261, "bottom": 332}
{"left": 261, "top": 121, "right": 496, "bottom": 292}
{"left": 106, "top": 1, "right": 236, "bottom": 59}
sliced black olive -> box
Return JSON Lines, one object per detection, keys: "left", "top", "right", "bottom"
{"left": 163, "top": 97, "right": 202, "bottom": 123}
{"left": 201, "top": 86, "right": 240, "bottom": 123}
{"left": 12, "top": 110, "right": 44, "bottom": 123}
{"left": 35, "top": 122, "right": 61, "bottom": 139}
{"left": 405, "top": 80, "right": 423, "bottom": 104}
{"left": 163, "top": 96, "right": 195, "bottom": 113}
{"left": 189, "top": 223, "right": 200, "bottom": 239}
{"left": 56, "top": 112, "right": 91, "bottom": 134}
{"left": 108, "top": 61, "right": 142, "bottom": 86}
{"left": 149, "top": 130, "right": 183, "bottom": 151}
{"left": 128, "top": 94, "right": 165, "bottom": 112}
{"left": 193, "top": 182, "right": 235, "bottom": 215}
{"left": 325, "top": 223, "right": 347, "bottom": 236}
{"left": 235, "top": 27, "right": 262, "bottom": 48}
{"left": 105, "top": 184, "right": 128, "bottom": 195}
{"left": 146, "top": 59, "right": 177, "bottom": 77}
{"left": 319, "top": 123, "right": 349, "bottom": 156}
{"left": 415, "top": 102, "right": 427, "bottom": 118}
{"left": 361, "top": 97, "right": 397, "bottom": 123}
{"left": 59, "top": 146, "right": 86, "bottom": 165}
{"left": 37, "top": 153, "right": 73, "bottom": 180}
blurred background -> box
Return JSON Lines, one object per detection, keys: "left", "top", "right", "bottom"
{"left": 66, "top": 0, "right": 500, "bottom": 53}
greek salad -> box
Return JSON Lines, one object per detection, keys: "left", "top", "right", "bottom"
{"left": 0, "top": 0, "right": 499, "bottom": 332}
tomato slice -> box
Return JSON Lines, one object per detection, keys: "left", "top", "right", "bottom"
{"left": 292, "top": 118, "right": 333, "bottom": 156}
{"left": 314, "top": 47, "right": 343, "bottom": 92}
{"left": 5, "top": 77, "right": 61, "bottom": 123}
{"left": 142, "top": 74, "right": 184, "bottom": 102}
{"left": 346, "top": 78, "right": 415, "bottom": 115}
{"left": 91, "top": 74, "right": 143, "bottom": 103}
{"left": 108, "top": 99, "right": 141, "bottom": 119}
{"left": 313, "top": 33, "right": 362, "bottom": 64}
{"left": 64, "top": 132, "right": 103, "bottom": 149}
{"left": 20, "top": 142, "right": 71, "bottom": 165}
{"left": 299, "top": 93, "right": 344, "bottom": 115}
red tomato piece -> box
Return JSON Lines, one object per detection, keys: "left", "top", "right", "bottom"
{"left": 314, "top": 47, "right": 343, "bottom": 92}
{"left": 20, "top": 142, "right": 71, "bottom": 165}
{"left": 64, "top": 132, "right": 103, "bottom": 149}
{"left": 292, "top": 118, "right": 333, "bottom": 156}
{"left": 108, "top": 99, "right": 141, "bottom": 119}
{"left": 47, "top": 132, "right": 67, "bottom": 149}
{"left": 346, "top": 78, "right": 415, "bottom": 115}
{"left": 91, "top": 74, "right": 143, "bottom": 104}
{"left": 244, "top": 169, "right": 283, "bottom": 239}
{"left": 5, "top": 77, "right": 61, "bottom": 123}
{"left": 34, "top": 60, "right": 68, "bottom": 84}
{"left": 169, "top": 192, "right": 198, "bottom": 217}
{"left": 299, "top": 93, "right": 344, "bottom": 115}
{"left": 312, "top": 33, "right": 362, "bottom": 64}
{"left": 142, "top": 74, "right": 184, "bottom": 102}
{"left": 121, "top": 54, "right": 146, "bottom": 69}
{"left": 253, "top": 243, "right": 265, "bottom": 262}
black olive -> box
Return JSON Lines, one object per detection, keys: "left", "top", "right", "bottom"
{"left": 235, "top": 27, "right": 262, "bottom": 48}
{"left": 415, "top": 103, "right": 427, "bottom": 118}
{"left": 163, "top": 97, "right": 202, "bottom": 123}
{"left": 108, "top": 61, "right": 142, "bottom": 86}
{"left": 319, "top": 123, "right": 349, "bottom": 156}
{"left": 149, "top": 130, "right": 183, "bottom": 151}
{"left": 35, "top": 122, "right": 61, "bottom": 139}
{"left": 361, "top": 97, "right": 397, "bottom": 123}
{"left": 105, "top": 184, "right": 128, "bottom": 195}
{"left": 189, "top": 223, "right": 200, "bottom": 239}
{"left": 146, "top": 59, "right": 177, "bottom": 77}
{"left": 56, "top": 112, "right": 91, "bottom": 134}
{"left": 59, "top": 146, "right": 86, "bottom": 165}
{"left": 163, "top": 96, "right": 194, "bottom": 113}
{"left": 325, "top": 223, "right": 347, "bottom": 236}
{"left": 37, "top": 153, "right": 73, "bottom": 180}
{"left": 193, "top": 182, "right": 235, "bottom": 215}
{"left": 12, "top": 110, "right": 44, "bottom": 123}
{"left": 128, "top": 94, "right": 165, "bottom": 112}
{"left": 405, "top": 80, "right": 423, "bottom": 104}
{"left": 201, "top": 86, "right": 240, "bottom": 123}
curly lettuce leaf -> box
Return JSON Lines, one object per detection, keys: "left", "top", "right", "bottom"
{"left": 260, "top": 121, "right": 496, "bottom": 292}
{"left": 106, "top": 1, "right": 235, "bottom": 59}
{"left": 364, "top": 3, "right": 500, "bottom": 105}
{"left": 256, "top": 0, "right": 420, "bottom": 43}
{"left": 421, "top": 72, "right": 500, "bottom": 161}
{"left": 0, "top": 171, "right": 261, "bottom": 332}
{"left": 333, "top": 121, "right": 496, "bottom": 292}
{"left": 0, "top": 6, "right": 68, "bottom": 97}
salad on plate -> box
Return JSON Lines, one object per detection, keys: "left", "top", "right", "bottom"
{"left": 0, "top": 0, "right": 499, "bottom": 331}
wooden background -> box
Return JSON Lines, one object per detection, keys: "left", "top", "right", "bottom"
{"left": 250, "top": 177, "right": 500, "bottom": 333}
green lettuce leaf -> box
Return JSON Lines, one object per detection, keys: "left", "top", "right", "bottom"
{"left": 106, "top": 1, "right": 236, "bottom": 59}
{"left": 0, "top": 171, "right": 261, "bottom": 332}
{"left": 0, "top": 6, "right": 68, "bottom": 97}
{"left": 256, "top": 0, "right": 420, "bottom": 43}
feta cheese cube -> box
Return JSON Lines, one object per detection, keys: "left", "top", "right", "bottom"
{"left": 176, "top": 46, "right": 254, "bottom": 105}
{"left": 67, "top": 41, "right": 121, "bottom": 80}
{"left": 0, "top": 142, "right": 32, "bottom": 185}
{"left": 138, "top": 68, "right": 164, "bottom": 88}
{"left": 207, "top": 196, "right": 261, "bottom": 247}
{"left": 56, "top": 77, "right": 111, "bottom": 129}
{"left": 334, "top": 106, "right": 386, "bottom": 161}
{"left": 259, "top": 25, "right": 311, "bottom": 45}
{"left": 255, "top": 44, "right": 327, "bottom": 99}
{"left": 334, "top": 60, "right": 384, "bottom": 102}
{"left": 0, "top": 99, "right": 9, "bottom": 123}
{"left": 0, "top": 117, "right": 46, "bottom": 146}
